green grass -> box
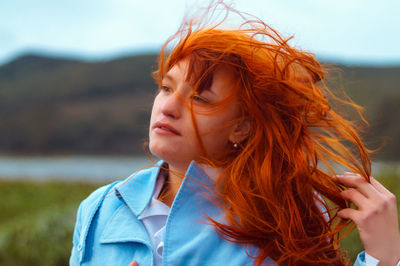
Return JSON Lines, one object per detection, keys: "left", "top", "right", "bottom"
{"left": 0, "top": 172, "right": 399, "bottom": 265}
{"left": 0, "top": 180, "right": 101, "bottom": 266}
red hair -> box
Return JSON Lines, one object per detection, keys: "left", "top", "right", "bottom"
{"left": 153, "top": 1, "right": 371, "bottom": 265}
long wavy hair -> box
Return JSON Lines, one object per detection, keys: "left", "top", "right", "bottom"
{"left": 152, "top": 1, "right": 371, "bottom": 265}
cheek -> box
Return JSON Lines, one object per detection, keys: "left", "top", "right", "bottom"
{"left": 148, "top": 97, "right": 163, "bottom": 151}
{"left": 202, "top": 133, "right": 230, "bottom": 156}
{"left": 196, "top": 116, "right": 233, "bottom": 153}
{"left": 149, "top": 96, "right": 161, "bottom": 123}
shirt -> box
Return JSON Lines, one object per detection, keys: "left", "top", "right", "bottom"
{"left": 138, "top": 166, "right": 170, "bottom": 266}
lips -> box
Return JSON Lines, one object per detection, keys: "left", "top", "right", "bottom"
{"left": 153, "top": 121, "right": 181, "bottom": 136}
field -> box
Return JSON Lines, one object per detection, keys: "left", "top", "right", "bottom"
{"left": 0, "top": 172, "right": 399, "bottom": 265}
{"left": 0, "top": 180, "right": 100, "bottom": 266}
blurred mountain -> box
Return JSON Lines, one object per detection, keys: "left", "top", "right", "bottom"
{"left": 0, "top": 53, "right": 158, "bottom": 155}
{"left": 325, "top": 65, "right": 400, "bottom": 160}
{"left": 0, "top": 54, "right": 80, "bottom": 79}
{"left": 0, "top": 53, "right": 399, "bottom": 159}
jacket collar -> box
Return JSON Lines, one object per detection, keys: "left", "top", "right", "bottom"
{"left": 99, "top": 160, "right": 218, "bottom": 246}
{"left": 100, "top": 161, "right": 165, "bottom": 247}
{"left": 115, "top": 160, "right": 164, "bottom": 217}
{"left": 115, "top": 160, "right": 216, "bottom": 218}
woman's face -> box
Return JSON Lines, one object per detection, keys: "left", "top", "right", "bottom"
{"left": 149, "top": 59, "right": 243, "bottom": 172}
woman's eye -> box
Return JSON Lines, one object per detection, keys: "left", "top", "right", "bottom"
{"left": 192, "top": 95, "right": 208, "bottom": 103}
{"left": 160, "top": 86, "right": 171, "bottom": 92}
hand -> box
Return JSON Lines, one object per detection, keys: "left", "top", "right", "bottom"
{"left": 128, "top": 261, "right": 138, "bottom": 266}
{"left": 337, "top": 172, "right": 400, "bottom": 266}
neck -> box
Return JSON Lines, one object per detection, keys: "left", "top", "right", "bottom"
{"left": 158, "top": 162, "right": 188, "bottom": 207}
{"left": 158, "top": 161, "right": 224, "bottom": 207}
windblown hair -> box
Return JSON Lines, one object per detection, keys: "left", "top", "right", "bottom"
{"left": 152, "top": 1, "right": 371, "bottom": 265}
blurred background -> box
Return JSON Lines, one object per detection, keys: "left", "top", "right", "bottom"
{"left": 1, "top": 0, "right": 399, "bottom": 265}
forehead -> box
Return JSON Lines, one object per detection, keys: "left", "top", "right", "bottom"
{"left": 165, "top": 59, "right": 236, "bottom": 95}
{"left": 164, "top": 60, "right": 190, "bottom": 84}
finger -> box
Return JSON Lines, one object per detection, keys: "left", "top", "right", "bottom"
{"left": 336, "top": 173, "right": 377, "bottom": 198}
{"left": 340, "top": 188, "right": 369, "bottom": 210}
{"left": 128, "top": 261, "right": 138, "bottom": 266}
{"left": 339, "top": 172, "right": 367, "bottom": 187}
{"left": 337, "top": 208, "right": 360, "bottom": 223}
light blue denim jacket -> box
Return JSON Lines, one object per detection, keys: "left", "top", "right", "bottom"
{"left": 70, "top": 161, "right": 373, "bottom": 265}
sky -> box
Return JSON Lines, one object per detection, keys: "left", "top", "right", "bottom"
{"left": 1, "top": 0, "right": 399, "bottom": 66}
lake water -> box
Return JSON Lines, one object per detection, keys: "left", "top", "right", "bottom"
{"left": 0, "top": 155, "right": 398, "bottom": 182}
{"left": 0, "top": 155, "right": 154, "bottom": 182}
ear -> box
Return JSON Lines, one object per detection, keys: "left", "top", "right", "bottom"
{"left": 228, "top": 117, "right": 251, "bottom": 144}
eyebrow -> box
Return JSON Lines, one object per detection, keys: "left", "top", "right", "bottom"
{"left": 164, "top": 73, "right": 217, "bottom": 96}
{"left": 163, "top": 74, "right": 175, "bottom": 84}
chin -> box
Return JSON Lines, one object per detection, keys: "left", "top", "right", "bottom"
{"left": 149, "top": 142, "right": 194, "bottom": 168}
{"left": 149, "top": 140, "right": 172, "bottom": 161}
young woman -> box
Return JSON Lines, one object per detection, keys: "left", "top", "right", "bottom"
{"left": 70, "top": 2, "right": 400, "bottom": 265}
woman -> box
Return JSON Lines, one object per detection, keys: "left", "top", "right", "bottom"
{"left": 70, "top": 2, "right": 400, "bottom": 265}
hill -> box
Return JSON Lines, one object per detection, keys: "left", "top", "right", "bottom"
{"left": 0, "top": 54, "right": 399, "bottom": 159}
{"left": 0, "top": 54, "right": 158, "bottom": 154}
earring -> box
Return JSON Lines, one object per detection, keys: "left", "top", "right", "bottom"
{"left": 233, "top": 142, "right": 238, "bottom": 148}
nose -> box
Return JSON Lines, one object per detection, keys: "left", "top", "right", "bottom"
{"left": 160, "top": 91, "right": 182, "bottom": 119}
